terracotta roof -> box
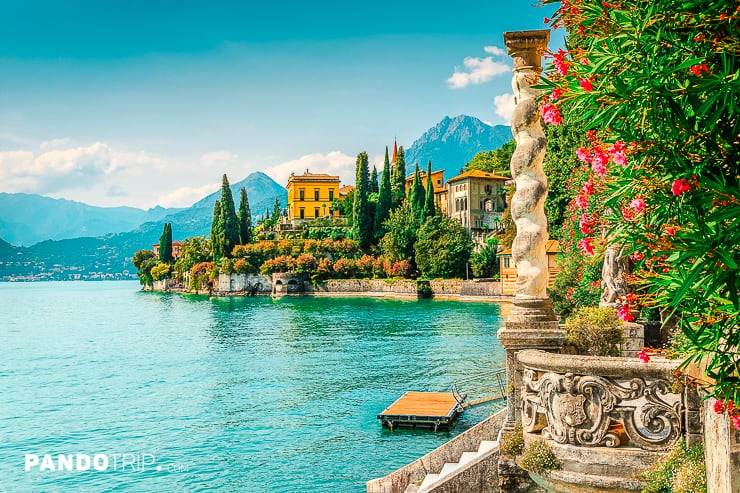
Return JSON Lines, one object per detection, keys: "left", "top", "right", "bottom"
{"left": 288, "top": 170, "right": 340, "bottom": 182}
{"left": 499, "top": 240, "right": 560, "bottom": 256}
{"left": 447, "top": 169, "right": 510, "bottom": 182}
{"left": 339, "top": 185, "right": 355, "bottom": 195}
{"left": 405, "top": 170, "right": 444, "bottom": 182}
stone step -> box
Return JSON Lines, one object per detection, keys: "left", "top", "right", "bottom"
{"left": 438, "top": 462, "right": 459, "bottom": 478}
{"left": 458, "top": 451, "right": 479, "bottom": 465}
{"left": 403, "top": 482, "right": 420, "bottom": 493}
{"left": 418, "top": 473, "right": 440, "bottom": 490}
{"left": 478, "top": 440, "right": 498, "bottom": 454}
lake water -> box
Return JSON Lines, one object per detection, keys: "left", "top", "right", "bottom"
{"left": 0, "top": 281, "right": 506, "bottom": 492}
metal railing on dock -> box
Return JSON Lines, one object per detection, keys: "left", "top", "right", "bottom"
{"left": 452, "top": 368, "right": 507, "bottom": 409}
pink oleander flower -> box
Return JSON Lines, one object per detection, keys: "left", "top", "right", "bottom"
{"left": 630, "top": 251, "right": 644, "bottom": 261}
{"left": 665, "top": 225, "right": 677, "bottom": 236}
{"left": 671, "top": 179, "right": 692, "bottom": 196}
{"left": 579, "top": 215, "right": 594, "bottom": 235}
{"left": 580, "top": 58, "right": 589, "bottom": 66}
{"left": 638, "top": 349, "right": 650, "bottom": 363}
{"left": 587, "top": 129, "right": 597, "bottom": 141}
{"left": 582, "top": 180, "right": 594, "bottom": 196}
{"left": 549, "top": 88, "right": 563, "bottom": 101}
{"left": 553, "top": 48, "right": 569, "bottom": 76}
{"left": 689, "top": 63, "right": 709, "bottom": 76}
{"left": 576, "top": 147, "right": 591, "bottom": 163}
{"left": 622, "top": 206, "right": 635, "bottom": 221}
{"left": 715, "top": 399, "right": 726, "bottom": 414}
{"left": 591, "top": 149, "right": 609, "bottom": 176}
{"left": 618, "top": 304, "right": 635, "bottom": 322}
{"left": 629, "top": 197, "right": 647, "bottom": 212}
{"left": 578, "top": 237, "right": 594, "bottom": 256}
{"left": 579, "top": 78, "right": 593, "bottom": 92}
{"left": 612, "top": 151, "right": 627, "bottom": 167}
{"left": 575, "top": 194, "right": 589, "bottom": 210}
{"left": 732, "top": 415, "right": 740, "bottom": 431}
{"left": 541, "top": 103, "right": 563, "bottom": 125}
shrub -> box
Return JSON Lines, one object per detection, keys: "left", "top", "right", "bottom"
{"left": 190, "top": 261, "right": 214, "bottom": 290}
{"left": 470, "top": 239, "right": 499, "bottom": 278}
{"left": 333, "top": 258, "right": 359, "bottom": 278}
{"left": 637, "top": 439, "right": 705, "bottom": 493}
{"left": 385, "top": 259, "right": 413, "bottom": 278}
{"left": 356, "top": 255, "right": 376, "bottom": 279}
{"left": 150, "top": 262, "right": 172, "bottom": 281}
{"left": 565, "top": 307, "right": 625, "bottom": 357}
{"left": 520, "top": 440, "right": 559, "bottom": 474}
{"left": 233, "top": 258, "right": 256, "bottom": 274}
{"left": 218, "top": 257, "right": 233, "bottom": 275}
{"left": 294, "top": 253, "right": 318, "bottom": 276}
{"left": 260, "top": 255, "right": 296, "bottom": 275}
{"left": 500, "top": 425, "right": 524, "bottom": 456}
{"left": 314, "top": 257, "right": 334, "bottom": 281}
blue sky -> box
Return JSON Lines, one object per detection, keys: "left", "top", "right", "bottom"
{"left": 0, "top": 1, "right": 560, "bottom": 209}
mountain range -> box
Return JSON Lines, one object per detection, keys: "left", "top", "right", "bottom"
{"left": 405, "top": 115, "right": 513, "bottom": 180}
{"left": 0, "top": 115, "right": 511, "bottom": 280}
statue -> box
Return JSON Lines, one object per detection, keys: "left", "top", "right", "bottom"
{"left": 600, "top": 245, "right": 630, "bottom": 307}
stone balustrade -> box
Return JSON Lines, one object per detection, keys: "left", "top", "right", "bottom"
{"left": 517, "top": 350, "right": 700, "bottom": 452}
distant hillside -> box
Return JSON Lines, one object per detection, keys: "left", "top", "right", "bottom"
{"left": 405, "top": 115, "right": 513, "bottom": 180}
{"left": 0, "top": 172, "right": 288, "bottom": 280}
{"left": 0, "top": 193, "right": 182, "bottom": 246}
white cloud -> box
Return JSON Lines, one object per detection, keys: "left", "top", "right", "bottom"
{"left": 0, "top": 143, "right": 164, "bottom": 195}
{"left": 263, "top": 151, "right": 356, "bottom": 188}
{"left": 39, "top": 137, "right": 72, "bottom": 149}
{"left": 156, "top": 183, "right": 219, "bottom": 208}
{"left": 484, "top": 45, "right": 506, "bottom": 56}
{"left": 447, "top": 47, "right": 510, "bottom": 89}
{"left": 493, "top": 93, "right": 516, "bottom": 123}
{"left": 200, "top": 150, "right": 238, "bottom": 168}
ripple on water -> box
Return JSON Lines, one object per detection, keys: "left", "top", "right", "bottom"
{"left": 0, "top": 282, "right": 505, "bottom": 493}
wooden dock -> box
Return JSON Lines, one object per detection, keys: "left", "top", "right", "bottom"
{"left": 377, "top": 391, "right": 465, "bottom": 431}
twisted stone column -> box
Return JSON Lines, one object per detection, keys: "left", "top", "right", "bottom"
{"left": 497, "top": 30, "right": 565, "bottom": 492}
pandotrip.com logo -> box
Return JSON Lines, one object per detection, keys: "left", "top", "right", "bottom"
{"left": 24, "top": 453, "right": 189, "bottom": 473}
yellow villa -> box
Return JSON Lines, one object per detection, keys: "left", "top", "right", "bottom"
{"left": 286, "top": 170, "right": 341, "bottom": 226}
{"left": 498, "top": 239, "right": 561, "bottom": 296}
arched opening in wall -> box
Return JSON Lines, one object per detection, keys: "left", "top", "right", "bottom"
{"left": 287, "top": 279, "right": 298, "bottom": 292}
{"left": 275, "top": 279, "right": 284, "bottom": 292}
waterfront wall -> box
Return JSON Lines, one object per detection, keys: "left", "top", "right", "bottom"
{"left": 200, "top": 274, "right": 505, "bottom": 300}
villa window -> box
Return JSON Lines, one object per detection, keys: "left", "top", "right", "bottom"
{"left": 314, "top": 189, "right": 319, "bottom": 201}
{"left": 329, "top": 190, "right": 334, "bottom": 201}
{"left": 299, "top": 208, "right": 305, "bottom": 219}
{"left": 314, "top": 208, "right": 319, "bottom": 218}
{"left": 299, "top": 189, "right": 305, "bottom": 201}
{"left": 504, "top": 257, "right": 511, "bottom": 268}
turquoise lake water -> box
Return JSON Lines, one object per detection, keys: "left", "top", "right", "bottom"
{"left": 0, "top": 281, "right": 506, "bottom": 492}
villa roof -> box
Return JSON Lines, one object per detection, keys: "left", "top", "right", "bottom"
{"left": 339, "top": 185, "right": 355, "bottom": 195}
{"left": 405, "top": 169, "right": 445, "bottom": 182}
{"left": 499, "top": 240, "right": 560, "bottom": 257}
{"left": 447, "top": 169, "right": 510, "bottom": 183}
{"left": 287, "top": 170, "right": 340, "bottom": 184}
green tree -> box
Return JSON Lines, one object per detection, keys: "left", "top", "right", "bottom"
{"left": 210, "top": 200, "right": 223, "bottom": 260}
{"left": 331, "top": 189, "right": 354, "bottom": 224}
{"left": 374, "top": 146, "right": 393, "bottom": 240}
{"left": 465, "top": 140, "right": 515, "bottom": 176}
{"left": 470, "top": 238, "right": 499, "bottom": 278}
{"left": 132, "top": 249, "right": 156, "bottom": 271}
{"left": 238, "top": 188, "right": 252, "bottom": 245}
{"left": 422, "top": 160, "right": 436, "bottom": 221}
{"left": 352, "top": 151, "right": 373, "bottom": 248}
{"left": 380, "top": 200, "right": 419, "bottom": 264}
{"left": 158, "top": 222, "right": 174, "bottom": 264}
{"left": 370, "top": 166, "right": 379, "bottom": 194}
{"left": 391, "top": 146, "right": 407, "bottom": 206}
{"left": 409, "top": 163, "right": 425, "bottom": 219}
{"left": 272, "top": 196, "right": 281, "bottom": 225}
{"left": 219, "top": 174, "right": 239, "bottom": 257}
{"left": 174, "top": 236, "right": 212, "bottom": 275}
{"left": 414, "top": 216, "right": 473, "bottom": 279}
{"left": 132, "top": 249, "right": 158, "bottom": 286}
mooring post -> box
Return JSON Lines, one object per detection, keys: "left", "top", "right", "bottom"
{"left": 496, "top": 29, "right": 565, "bottom": 492}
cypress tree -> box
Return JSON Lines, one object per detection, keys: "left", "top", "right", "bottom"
{"left": 375, "top": 146, "right": 393, "bottom": 239}
{"left": 159, "top": 222, "right": 174, "bottom": 264}
{"left": 272, "top": 196, "right": 281, "bottom": 225}
{"left": 352, "top": 151, "right": 373, "bottom": 248}
{"left": 211, "top": 200, "right": 223, "bottom": 260}
{"left": 238, "top": 188, "right": 252, "bottom": 245}
{"left": 423, "top": 160, "right": 436, "bottom": 221}
{"left": 219, "top": 174, "right": 239, "bottom": 258}
{"left": 370, "top": 166, "right": 379, "bottom": 194}
{"left": 391, "top": 146, "right": 407, "bottom": 206}
{"left": 410, "top": 163, "right": 425, "bottom": 219}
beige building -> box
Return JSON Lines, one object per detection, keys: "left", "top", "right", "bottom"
{"left": 447, "top": 170, "right": 508, "bottom": 234}
{"left": 499, "top": 240, "right": 561, "bottom": 296}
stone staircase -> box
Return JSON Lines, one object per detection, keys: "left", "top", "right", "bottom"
{"left": 405, "top": 439, "right": 500, "bottom": 493}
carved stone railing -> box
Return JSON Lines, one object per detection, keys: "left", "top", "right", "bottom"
{"left": 517, "top": 350, "right": 700, "bottom": 452}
